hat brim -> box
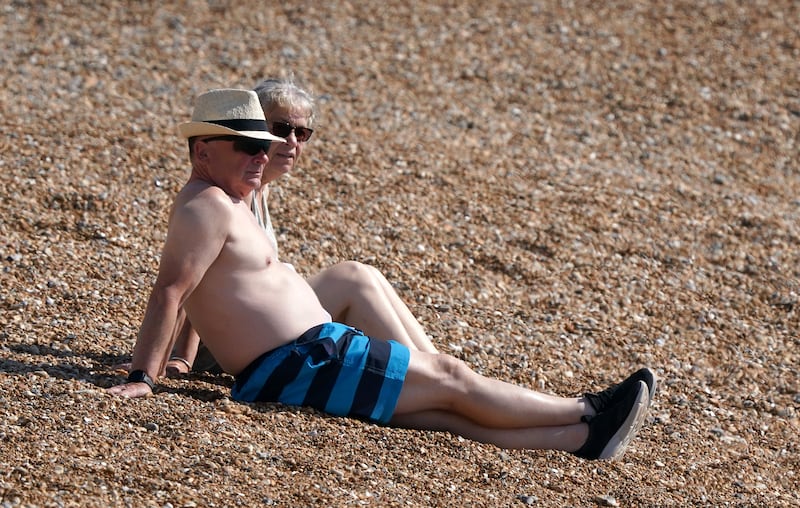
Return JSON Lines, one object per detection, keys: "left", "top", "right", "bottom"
{"left": 178, "top": 121, "right": 285, "bottom": 142}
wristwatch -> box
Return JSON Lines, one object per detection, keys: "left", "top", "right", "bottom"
{"left": 127, "top": 369, "right": 156, "bottom": 390}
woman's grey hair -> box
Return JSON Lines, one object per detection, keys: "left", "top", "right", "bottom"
{"left": 253, "top": 77, "right": 315, "bottom": 126}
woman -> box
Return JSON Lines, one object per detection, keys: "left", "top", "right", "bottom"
{"left": 167, "top": 78, "right": 437, "bottom": 375}
{"left": 255, "top": 78, "right": 436, "bottom": 353}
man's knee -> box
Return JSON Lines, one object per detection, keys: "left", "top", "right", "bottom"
{"left": 431, "top": 353, "right": 472, "bottom": 387}
{"left": 401, "top": 352, "right": 472, "bottom": 411}
{"left": 336, "top": 261, "right": 379, "bottom": 291}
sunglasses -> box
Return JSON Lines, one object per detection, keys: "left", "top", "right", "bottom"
{"left": 202, "top": 135, "right": 271, "bottom": 156}
{"left": 270, "top": 121, "right": 313, "bottom": 142}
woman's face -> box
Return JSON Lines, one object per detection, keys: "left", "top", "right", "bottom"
{"left": 261, "top": 105, "right": 312, "bottom": 185}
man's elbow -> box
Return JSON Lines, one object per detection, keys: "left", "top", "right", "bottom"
{"left": 149, "top": 283, "right": 186, "bottom": 311}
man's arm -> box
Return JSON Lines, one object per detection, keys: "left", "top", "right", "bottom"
{"left": 109, "top": 307, "right": 196, "bottom": 377}
{"left": 107, "top": 188, "right": 230, "bottom": 397}
{"left": 166, "top": 312, "right": 201, "bottom": 375}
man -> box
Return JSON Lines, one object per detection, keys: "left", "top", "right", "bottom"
{"left": 108, "top": 88, "right": 656, "bottom": 461}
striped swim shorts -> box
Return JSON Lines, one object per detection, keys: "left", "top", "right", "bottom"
{"left": 230, "top": 322, "right": 411, "bottom": 424}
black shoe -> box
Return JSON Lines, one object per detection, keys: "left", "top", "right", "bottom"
{"left": 584, "top": 368, "right": 657, "bottom": 414}
{"left": 572, "top": 380, "right": 649, "bottom": 460}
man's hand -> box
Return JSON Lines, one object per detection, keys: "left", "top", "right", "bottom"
{"left": 106, "top": 382, "right": 153, "bottom": 398}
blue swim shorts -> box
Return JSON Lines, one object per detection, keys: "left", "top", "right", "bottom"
{"left": 230, "top": 323, "right": 411, "bottom": 424}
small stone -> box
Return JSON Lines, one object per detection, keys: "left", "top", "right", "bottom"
{"left": 595, "top": 495, "right": 619, "bottom": 507}
{"left": 516, "top": 494, "right": 538, "bottom": 505}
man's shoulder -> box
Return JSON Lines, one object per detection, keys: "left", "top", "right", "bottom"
{"left": 177, "top": 181, "right": 233, "bottom": 208}
{"left": 171, "top": 182, "right": 236, "bottom": 224}
{"left": 178, "top": 180, "right": 223, "bottom": 199}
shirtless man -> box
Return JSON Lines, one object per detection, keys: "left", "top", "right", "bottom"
{"left": 107, "top": 88, "right": 656, "bottom": 460}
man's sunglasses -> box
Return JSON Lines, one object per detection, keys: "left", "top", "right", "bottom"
{"left": 270, "top": 121, "right": 313, "bottom": 142}
{"left": 202, "top": 135, "right": 271, "bottom": 155}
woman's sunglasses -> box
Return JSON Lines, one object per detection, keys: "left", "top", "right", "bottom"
{"left": 202, "top": 135, "right": 271, "bottom": 156}
{"left": 270, "top": 121, "right": 313, "bottom": 142}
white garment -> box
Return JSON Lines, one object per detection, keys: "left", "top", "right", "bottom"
{"left": 251, "top": 189, "right": 279, "bottom": 259}
{"left": 250, "top": 189, "right": 302, "bottom": 277}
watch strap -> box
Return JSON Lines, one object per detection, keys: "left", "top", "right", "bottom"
{"left": 126, "top": 369, "right": 156, "bottom": 390}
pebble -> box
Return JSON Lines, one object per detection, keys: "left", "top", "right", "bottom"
{"left": 1, "top": 2, "right": 797, "bottom": 507}
{"left": 595, "top": 495, "right": 619, "bottom": 507}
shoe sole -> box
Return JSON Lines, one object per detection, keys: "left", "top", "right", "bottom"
{"left": 598, "top": 381, "right": 650, "bottom": 461}
{"left": 642, "top": 368, "right": 658, "bottom": 406}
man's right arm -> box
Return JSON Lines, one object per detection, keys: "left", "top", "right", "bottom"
{"left": 107, "top": 187, "right": 231, "bottom": 397}
{"left": 106, "top": 282, "right": 184, "bottom": 397}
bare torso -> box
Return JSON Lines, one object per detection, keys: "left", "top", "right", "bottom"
{"left": 180, "top": 182, "right": 331, "bottom": 375}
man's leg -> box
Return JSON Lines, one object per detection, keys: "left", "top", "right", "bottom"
{"left": 391, "top": 351, "right": 651, "bottom": 459}
{"left": 393, "top": 350, "right": 590, "bottom": 428}
{"left": 308, "top": 261, "right": 438, "bottom": 353}
{"left": 367, "top": 264, "right": 437, "bottom": 353}
{"left": 391, "top": 409, "right": 588, "bottom": 451}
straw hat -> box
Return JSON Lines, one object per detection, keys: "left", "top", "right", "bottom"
{"left": 178, "top": 88, "right": 285, "bottom": 142}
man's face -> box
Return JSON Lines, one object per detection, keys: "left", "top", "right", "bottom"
{"left": 196, "top": 136, "right": 269, "bottom": 198}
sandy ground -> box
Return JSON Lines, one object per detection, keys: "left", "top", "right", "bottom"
{"left": 1, "top": 0, "right": 798, "bottom": 506}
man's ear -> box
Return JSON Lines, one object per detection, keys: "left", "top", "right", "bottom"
{"left": 193, "top": 139, "right": 209, "bottom": 161}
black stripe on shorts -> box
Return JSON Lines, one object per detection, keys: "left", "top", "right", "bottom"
{"left": 302, "top": 331, "right": 354, "bottom": 410}
{"left": 255, "top": 347, "right": 307, "bottom": 402}
{"left": 349, "top": 338, "right": 390, "bottom": 419}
